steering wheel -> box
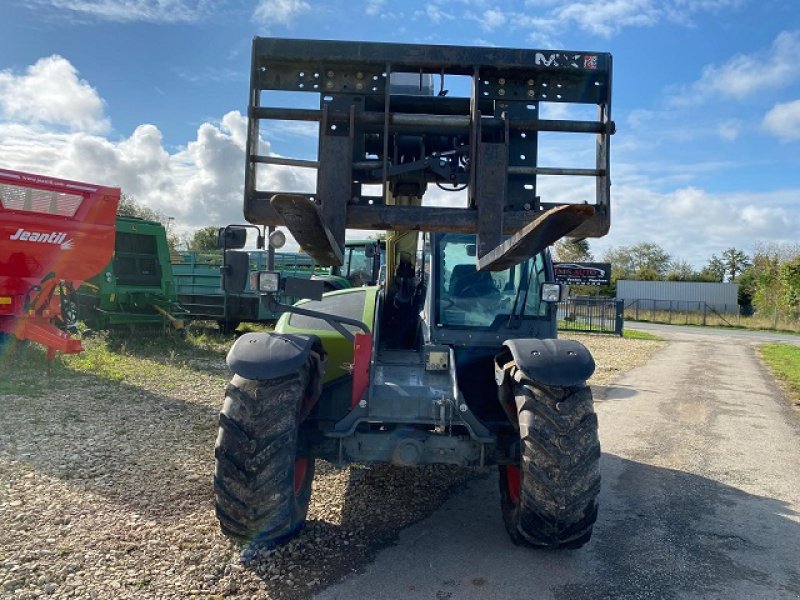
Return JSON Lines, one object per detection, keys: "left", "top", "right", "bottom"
{"left": 456, "top": 281, "right": 499, "bottom": 298}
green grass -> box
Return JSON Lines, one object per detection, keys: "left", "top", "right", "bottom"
{"left": 0, "top": 341, "right": 70, "bottom": 396}
{"left": 0, "top": 325, "right": 231, "bottom": 396}
{"left": 759, "top": 343, "right": 800, "bottom": 406}
{"left": 623, "top": 328, "right": 662, "bottom": 341}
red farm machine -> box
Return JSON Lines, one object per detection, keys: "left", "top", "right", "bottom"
{"left": 0, "top": 168, "right": 119, "bottom": 359}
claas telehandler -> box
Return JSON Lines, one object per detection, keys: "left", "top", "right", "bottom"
{"left": 214, "top": 37, "right": 614, "bottom": 549}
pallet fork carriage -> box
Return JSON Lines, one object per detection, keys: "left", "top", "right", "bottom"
{"left": 244, "top": 37, "right": 613, "bottom": 270}
{"left": 0, "top": 169, "right": 119, "bottom": 358}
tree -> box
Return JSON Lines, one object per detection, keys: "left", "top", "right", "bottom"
{"left": 699, "top": 254, "right": 725, "bottom": 282}
{"left": 752, "top": 250, "right": 783, "bottom": 321}
{"left": 721, "top": 247, "right": 751, "bottom": 282}
{"left": 188, "top": 226, "right": 220, "bottom": 252}
{"left": 666, "top": 259, "right": 697, "bottom": 281}
{"left": 553, "top": 239, "right": 593, "bottom": 263}
{"left": 603, "top": 242, "right": 671, "bottom": 281}
{"left": 117, "top": 193, "right": 161, "bottom": 221}
{"left": 780, "top": 256, "right": 800, "bottom": 318}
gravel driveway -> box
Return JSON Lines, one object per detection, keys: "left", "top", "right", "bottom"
{"left": 0, "top": 331, "right": 660, "bottom": 599}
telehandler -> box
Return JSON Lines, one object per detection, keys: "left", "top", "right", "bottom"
{"left": 214, "top": 37, "right": 614, "bottom": 549}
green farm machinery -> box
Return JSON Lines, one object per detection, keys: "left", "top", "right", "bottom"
{"left": 214, "top": 37, "right": 614, "bottom": 549}
{"left": 172, "top": 239, "right": 383, "bottom": 333}
{"left": 76, "top": 216, "right": 189, "bottom": 333}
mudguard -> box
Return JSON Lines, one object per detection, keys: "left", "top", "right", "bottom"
{"left": 226, "top": 332, "right": 321, "bottom": 381}
{"left": 499, "top": 338, "right": 595, "bottom": 388}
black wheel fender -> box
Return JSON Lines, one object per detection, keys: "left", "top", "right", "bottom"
{"left": 496, "top": 338, "right": 595, "bottom": 389}
{"left": 226, "top": 332, "right": 325, "bottom": 382}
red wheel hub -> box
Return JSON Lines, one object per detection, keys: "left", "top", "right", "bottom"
{"left": 506, "top": 465, "right": 521, "bottom": 504}
{"left": 293, "top": 457, "right": 308, "bottom": 495}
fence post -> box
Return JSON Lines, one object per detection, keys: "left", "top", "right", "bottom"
{"left": 702, "top": 302, "right": 707, "bottom": 326}
{"left": 616, "top": 300, "right": 624, "bottom": 336}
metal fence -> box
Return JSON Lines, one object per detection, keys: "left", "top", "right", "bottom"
{"left": 624, "top": 299, "right": 737, "bottom": 326}
{"left": 558, "top": 297, "right": 624, "bottom": 336}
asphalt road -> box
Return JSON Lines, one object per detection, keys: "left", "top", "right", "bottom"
{"left": 316, "top": 325, "right": 800, "bottom": 600}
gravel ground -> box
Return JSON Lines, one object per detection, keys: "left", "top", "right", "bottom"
{"left": 0, "top": 330, "right": 661, "bottom": 599}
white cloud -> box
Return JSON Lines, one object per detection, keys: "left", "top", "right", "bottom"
{"left": 716, "top": 119, "right": 742, "bottom": 142}
{"left": 0, "top": 56, "right": 316, "bottom": 241}
{"left": 0, "top": 56, "right": 109, "bottom": 134}
{"left": 516, "top": 0, "right": 741, "bottom": 40}
{"left": 365, "top": 0, "right": 386, "bottom": 16}
{"left": 0, "top": 55, "right": 312, "bottom": 231}
{"left": 31, "top": 0, "right": 209, "bottom": 23}
{"left": 547, "top": 0, "right": 660, "bottom": 38}
{"left": 763, "top": 99, "right": 800, "bottom": 141}
{"left": 0, "top": 111, "right": 314, "bottom": 232}
{"left": 253, "top": 0, "right": 311, "bottom": 25}
{"left": 591, "top": 184, "right": 800, "bottom": 266}
{"left": 420, "top": 4, "right": 454, "bottom": 22}
{"left": 675, "top": 30, "right": 800, "bottom": 104}
{"left": 480, "top": 9, "right": 506, "bottom": 31}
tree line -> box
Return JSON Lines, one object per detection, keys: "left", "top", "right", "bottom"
{"left": 554, "top": 239, "right": 800, "bottom": 319}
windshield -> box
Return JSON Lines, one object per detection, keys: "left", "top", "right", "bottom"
{"left": 436, "top": 233, "right": 548, "bottom": 328}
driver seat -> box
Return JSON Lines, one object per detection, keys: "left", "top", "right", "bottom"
{"left": 449, "top": 264, "right": 497, "bottom": 297}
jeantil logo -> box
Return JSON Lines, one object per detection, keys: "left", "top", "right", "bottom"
{"left": 9, "top": 228, "right": 74, "bottom": 249}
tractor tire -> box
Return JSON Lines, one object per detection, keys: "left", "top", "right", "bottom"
{"left": 213, "top": 363, "right": 315, "bottom": 545}
{"left": 499, "top": 382, "right": 600, "bottom": 549}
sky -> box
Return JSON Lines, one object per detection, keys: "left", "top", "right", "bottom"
{"left": 0, "top": 0, "right": 799, "bottom": 267}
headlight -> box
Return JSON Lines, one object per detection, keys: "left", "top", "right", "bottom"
{"left": 268, "top": 229, "right": 286, "bottom": 249}
{"left": 541, "top": 283, "right": 562, "bottom": 303}
{"left": 250, "top": 271, "right": 281, "bottom": 293}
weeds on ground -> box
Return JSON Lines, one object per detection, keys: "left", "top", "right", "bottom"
{"left": 623, "top": 329, "right": 662, "bottom": 341}
{"left": 0, "top": 341, "right": 70, "bottom": 396}
{"left": 0, "top": 322, "right": 234, "bottom": 395}
{"left": 758, "top": 343, "right": 800, "bottom": 407}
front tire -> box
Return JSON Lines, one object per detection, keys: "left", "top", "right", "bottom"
{"left": 214, "top": 363, "right": 315, "bottom": 545}
{"left": 499, "top": 382, "right": 600, "bottom": 549}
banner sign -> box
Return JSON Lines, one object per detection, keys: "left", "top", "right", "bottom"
{"left": 553, "top": 262, "right": 611, "bottom": 286}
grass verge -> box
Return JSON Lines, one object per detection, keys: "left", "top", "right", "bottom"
{"left": 623, "top": 328, "right": 662, "bottom": 341}
{"left": 758, "top": 343, "right": 800, "bottom": 407}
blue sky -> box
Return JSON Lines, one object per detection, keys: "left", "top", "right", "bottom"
{"left": 1, "top": 0, "right": 799, "bottom": 266}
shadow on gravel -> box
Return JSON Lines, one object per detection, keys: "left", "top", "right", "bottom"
{"left": 236, "top": 464, "right": 480, "bottom": 599}
{"left": 0, "top": 345, "right": 220, "bottom": 524}
{"left": 592, "top": 384, "right": 641, "bottom": 401}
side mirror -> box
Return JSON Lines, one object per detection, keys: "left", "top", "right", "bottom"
{"left": 221, "top": 250, "right": 249, "bottom": 292}
{"left": 465, "top": 243, "right": 476, "bottom": 257}
{"left": 541, "top": 282, "right": 569, "bottom": 303}
{"left": 217, "top": 226, "right": 248, "bottom": 250}
{"left": 364, "top": 242, "right": 378, "bottom": 258}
